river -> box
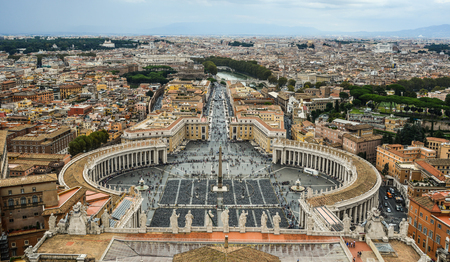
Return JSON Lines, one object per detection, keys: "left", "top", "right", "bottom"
{"left": 216, "top": 71, "right": 253, "bottom": 81}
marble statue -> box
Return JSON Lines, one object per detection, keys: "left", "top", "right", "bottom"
{"left": 24, "top": 245, "right": 34, "bottom": 256}
{"left": 239, "top": 210, "right": 248, "bottom": 233}
{"left": 273, "top": 212, "right": 281, "bottom": 235}
{"left": 261, "top": 211, "right": 268, "bottom": 232}
{"left": 221, "top": 209, "right": 229, "bottom": 233}
{"left": 49, "top": 213, "right": 57, "bottom": 234}
{"left": 206, "top": 210, "right": 214, "bottom": 232}
{"left": 140, "top": 212, "right": 147, "bottom": 229}
{"left": 170, "top": 210, "right": 180, "bottom": 233}
{"left": 342, "top": 213, "right": 352, "bottom": 233}
{"left": 364, "top": 208, "right": 388, "bottom": 240}
{"left": 185, "top": 211, "right": 193, "bottom": 232}
{"left": 101, "top": 209, "right": 111, "bottom": 229}
{"left": 399, "top": 218, "right": 408, "bottom": 238}
{"left": 67, "top": 202, "right": 87, "bottom": 235}
{"left": 307, "top": 215, "right": 315, "bottom": 232}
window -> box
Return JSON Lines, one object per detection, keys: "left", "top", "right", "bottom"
{"left": 34, "top": 212, "right": 38, "bottom": 216}
{"left": 431, "top": 219, "right": 434, "bottom": 224}
{"left": 8, "top": 190, "right": 12, "bottom": 195}
{"left": 32, "top": 195, "right": 38, "bottom": 204}
{"left": 437, "top": 235, "right": 441, "bottom": 245}
{"left": 24, "top": 240, "right": 29, "bottom": 246}
{"left": 11, "top": 242, "right": 16, "bottom": 248}
{"left": 438, "top": 224, "right": 442, "bottom": 229}
{"left": 414, "top": 220, "right": 417, "bottom": 227}
{"left": 9, "top": 219, "right": 13, "bottom": 222}
{"left": 20, "top": 189, "right": 24, "bottom": 194}
{"left": 429, "top": 231, "right": 433, "bottom": 239}
{"left": 20, "top": 197, "right": 26, "bottom": 205}
{"left": 418, "top": 224, "right": 422, "bottom": 231}
{"left": 22, "top": 216, "right": 27, "bottom": 219}
{"left": 8, "top": 199, "right": 14, "bottom": 207}
{"left": 423, "top": 227, "right": 427, "bottom": 235}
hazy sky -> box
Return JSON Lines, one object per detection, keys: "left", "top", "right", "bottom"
{"left": 0, "top": 0, "right": 449, "bottom": 34}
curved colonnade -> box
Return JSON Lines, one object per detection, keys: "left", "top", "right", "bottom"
{"left": 272, "top": 139, "right": 381, "bottom": 224}
{"left": 60, "top": 140, "right": 168, "bottom": 196}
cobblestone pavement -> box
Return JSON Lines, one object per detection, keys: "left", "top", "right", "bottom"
{"left": 106, "top": 84, "right": 339, "bottom": 228}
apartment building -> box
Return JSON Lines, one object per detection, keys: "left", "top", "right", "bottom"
{"left": 229, "top": 104, "right": 286, "bottom": 153}
{"left": 376, "top": 142, "right": 437, "bottom": 179}
{"left": 408, "top": 191, "right": 450, "bottom": 261}
{"left": 0, "top": 174, "right": 58, "bottom": 257}
{"left": 12, "top": 91, "right": 53, "bottom": 103}
{"left": 122, "top": 112, "right": 209, "bottom": 152}
{"left": 11, "top": 126, "right": 76, "bottom": 154}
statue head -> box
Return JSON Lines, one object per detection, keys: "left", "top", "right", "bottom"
{"left": 188, "top": 210, "right": 191, "bottom": 214}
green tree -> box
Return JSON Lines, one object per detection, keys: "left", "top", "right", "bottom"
{"left": 419, "top": 89, "right": 428, "bottom": 95}
{"left": 352, "top": 99, "right": 361, "bottom": 107}
{"left": 340, "top": 81, "right": 351, "bottom": 89}
{"left": 146, "top": 90, "right": 154, "bottom": 97}
{"left": 315, "top": 82, "right": 326, "bottom": 88}
{"left": 382, "top": 163, "right": 389, "bottom": 176}
{"left": 445, "top": 94, "right": 450, "bottom": 106}
{"left": 278, "top": 77, "right": 288, "bottom": 87}
{"left": 339, "top": 92, "right": 349, "bottom": 99}
{"left": 434, "top": 130, "right": 445, "bottom": 138}
{"left": 268, "top": 75, "right": 277, "bottom": 84}
{"left": 288, "top": 79, "right": 296, "bottom": 87}
{"left": 203, "top": 61, "right": 218, "bottom": 75}
{"left": 287, "top": 85, "right": 295, "bottom": 92}
{"left": 325, "top": 102, "right": 334, "bottom": 112}
{"left": 304, "top": 82, "right": 312, "bottom": 88}
{"left": 220, "top": 81, "right": 226, "bottom": 85}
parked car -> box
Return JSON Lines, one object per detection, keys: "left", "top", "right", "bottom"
{"left": 384, "top": 202, "right": 388, "bottom": 207}
{"left": 387, "top": 207, "right": 391, "bottom": 213}
{"left": 384, "top": 196, "right": 388, "bottom": 200}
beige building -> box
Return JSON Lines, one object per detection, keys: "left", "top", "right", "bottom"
{"left": 229, "top": 104, "right": 286, "bottom": 153}
{"left": 122, "top": 112, "right": 209, "bottom": 153}
{"left": 0, "top": 173, "right": 58, "bottom": 257}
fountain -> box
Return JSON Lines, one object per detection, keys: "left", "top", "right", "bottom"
{"left": 290, "top": 179, "right": 305, "bottom": 192}
{"left": 136, "top": 178, "right": 149, "bottom": 191}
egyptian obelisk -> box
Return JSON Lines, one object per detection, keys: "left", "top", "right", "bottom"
{"left": 218, "top": 146, "right": 223, "bottom": 188}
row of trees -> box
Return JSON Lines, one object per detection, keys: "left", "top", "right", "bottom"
{"left": 228, "top": 41, "right": 253, "bottom": 47}
{"left": 203, "top": 61, "right": 218, "bottom": 75}
{"left": 68, "top": 130, "right": 109, "bottom": 156}
{"left": 0, "top": 37, "right": 136, "bottom": 54}
{"left": 122, "top": 66, "right": 176, "bottom": 85}
{"left": 195, "top": 56, "right": 272, "bottom": 80}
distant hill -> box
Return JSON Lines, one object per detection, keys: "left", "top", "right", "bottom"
{"left": 2, "top": 23, "right": 450, "bottom": 38}
{"left": 146, "top": 22, "right": 320, "bottom": 36}
{"left": 342, "top": 24, "right": 450, "bottom": 38}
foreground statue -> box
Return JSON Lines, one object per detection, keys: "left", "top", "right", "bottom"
{"left": 221, "top": 209, "right": 229, "bottom": 233}
{"left": 261, "top": 211, "right": 268, "bottom": 233}
{"left": 239, "top": 210, "right": 248, "bottom": 233}
{"left": 206, "top": 210, "right": 214, "bottom": 232}
{"left": 185, "top": 211, "right": 194, "bottom": 232}
{"left": 273, "top": 212, "right": 281, "bottom": 235}
{"left": 170, "top": 210, "right": 180, "bottom": 234}
{"left": 68, "top": 202, "right": 87, "bottom": 235}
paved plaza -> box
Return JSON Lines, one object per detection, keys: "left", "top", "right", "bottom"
{"left": 105, "top": 83, "right": 341, "bottom": 228}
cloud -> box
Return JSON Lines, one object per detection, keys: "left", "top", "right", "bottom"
{"left": 435, "top": 0, "right": 450, "bottom": 3}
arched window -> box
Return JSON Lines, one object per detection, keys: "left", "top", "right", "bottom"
{"left": 32, "top": 195, "right": 38, "bottom": 203}
{"left": 20, "top": 197, "right": 26, "bottom": 205}
{"left": 8, "top": 199, "right": 14, "bottom": 206}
